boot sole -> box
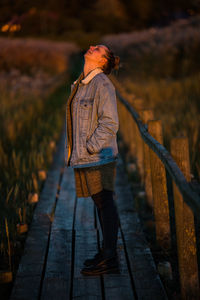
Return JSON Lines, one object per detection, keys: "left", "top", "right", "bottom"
{"left": 84, "top": 256, "right": 102, "bottom": 267}
{"left": 81, "top": 266, "right": 120, "bottom": 276}
{"left": 84, "top": 255, "right": 119, "bottom": 267}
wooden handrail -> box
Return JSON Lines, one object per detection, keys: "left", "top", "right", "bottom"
{"left": 116, "top": 89, "right": 200, "bottom": 215}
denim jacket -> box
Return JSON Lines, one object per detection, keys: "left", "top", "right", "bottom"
{"left": 65, "top": 68, "right": 119, "bottom": 168}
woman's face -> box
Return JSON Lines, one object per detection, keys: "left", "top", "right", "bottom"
{"left": 84, "top": 44, "right": 108, "bottom": 67}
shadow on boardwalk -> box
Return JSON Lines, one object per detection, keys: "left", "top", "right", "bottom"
{"left": 9, "top": 131, "right": 168, "bottom": 300}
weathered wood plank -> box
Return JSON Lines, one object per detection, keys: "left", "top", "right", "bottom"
{"left": 115, "top": 156, "right": 168, "bottom": 300}
{"left": 73, "top": 191, "right": 102, "bottom": 299}
{"left": 73, "top": 230, "right": 102, "bottom": 299}
{"left": 148, "top": 120, "right": 170, "bottom": 248}
{"left": 73, "top": 190, "right": 102, "bottom": 300}
{"left": 40, "top": 228, "right": 72, "bottom": 300}
{"left": 40, "top": 165, "right": 76, "bottom": 300}
{"left": 9, "top": 219, "right": 50, "bottom": 300}
{"left": 122, "top": 231, "right": 168, "bottom": 299}
{"left": 52, "top": 166, "right": 76, "bottom": 230}
{"left": 10, "top": 131, "right": 169, "bottom": 300}
{"left": 75, "top": 197, "right": 95, "bottom": 230}
{"left": 103, "top": 230, "right": 135, "bottom": 300}
{"left": 171, "top": 137, "right": 199, "bottom": 299}
{"left": 33, "top": 131, "right": 65, "bottom": 218}
{"left": 95, "top": 204, "right": 135, "bottom": 299}
{"left": 9, "top": 132, "right": 65, "bottom": 300}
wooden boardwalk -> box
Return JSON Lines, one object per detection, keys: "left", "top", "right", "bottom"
{"left": 10, "top": 131, "right": 168, "bottom": 300}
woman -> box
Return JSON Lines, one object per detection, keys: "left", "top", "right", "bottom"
{"left": 65, "top": 44, "right": 120, "bottom": 276}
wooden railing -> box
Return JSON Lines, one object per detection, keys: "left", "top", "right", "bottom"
{"left": 112, "top": 76, "right": 200, "bottom": 300}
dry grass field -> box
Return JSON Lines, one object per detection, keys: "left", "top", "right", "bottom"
{"left": 123, "top": 74, "right": 200, "bottom": 179}
{"left": 102, "top": 16, "right": 200, "bottom": 180}
{"left": 0, "top": 37, "right": 79, "bottom": 74}
{"left": 102, "top": 16, "right": 200, "bottom": 298}
{"left": 0, "top": 37, "right": 80, "bottom": 291}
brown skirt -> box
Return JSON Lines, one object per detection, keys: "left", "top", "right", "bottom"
{"left": 74, "top": 161, "right": 117, "bottom": 198}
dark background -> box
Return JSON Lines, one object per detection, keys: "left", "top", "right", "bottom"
{"left": 0, "top": 0, "right": 200, "bottom": 43}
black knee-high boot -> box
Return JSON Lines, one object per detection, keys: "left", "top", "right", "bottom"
{"left": 91, "top": 189, "right": 119, "bottom": 256}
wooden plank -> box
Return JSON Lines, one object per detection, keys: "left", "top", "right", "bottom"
{"left": 52, "top": 166, "right": 76, "bottom": 230}
{"left": 9, "top": 218, "right": 50, "bottom": 300}
{"left": 103, "top": 230, "right": 135, "bottom": 300}
{"left": 34, "top": 131, "right": 65, "bottom": 217}
{"left": 122, "top": 231, "right": 168, "bottom": 299}
{"left": 41, "top": 165, "right": 76, "bottom": 300}
{"left": 73, "top": 230, "right": 102, "bottom": 300}
{"left": 75, "top": 197, "right": 95, "bottom": 230}
{"left": 95, "top": 206, "right": 135, "bottom": 299}
{"left": 10, "top": 132, "right": 65, "bottom": 300}
{"left": 73, "top": 193, "right": 101, "bottom": 299}
{"left": 115, "top": 156, "right": 168, "bottom": 300}
{"left": 40, "top": 228, "right": 72, "bottom": 300}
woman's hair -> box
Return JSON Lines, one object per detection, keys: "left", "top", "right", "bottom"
{"left": 102, "top": 46, "right": 120, "bottom": 75}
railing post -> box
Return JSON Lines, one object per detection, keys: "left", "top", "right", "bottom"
{"left": 148, "top": 120, "right": 171, "bottom": 249}
{"left": 117, "top": 99, "right": 127, "bottom": 146}
{"left": 128, "top": 110, "right": 137, "bottom": 160}
{"left": 141, "top": 109, "right": 154, "bottom": 207}
{"left": 170, "top": 137, "right": 199, "bottom": 299}
{"left": 132, "top": 99, "right": 145, "bottom": 182}
{"left": 123, "top": 105, "right": 132, "bottom": 156}
{"left": 122, "top": 96, "right": 136, "bottom": 161}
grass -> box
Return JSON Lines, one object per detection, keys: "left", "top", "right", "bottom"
{"left": 122, "top": 73, "right": 200, "bottom": 180}
{"left": 0, "top": 37, "right": 79, "bottom": 75}
{"left": 103, "top": 16, "right": 200, "bottom": 181}
{"left": 102, "top": 16, "right": 200, "bottom": 299}
{"left": 0, "top": 82, "right": 69, "bottom": 270}
{"left": 102, "top": 16, "right": 200, "bottom": 79}
{"left": 0, "top": 37, "right": 81, "bottom": 288}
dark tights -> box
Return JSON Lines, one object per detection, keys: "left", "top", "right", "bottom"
{"left": 91, "top": 189, "right": 119, "bottom": 255}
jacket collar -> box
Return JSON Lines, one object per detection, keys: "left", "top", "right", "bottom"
{"left": 73, "top": 68, "right": 103, "bottom": 85}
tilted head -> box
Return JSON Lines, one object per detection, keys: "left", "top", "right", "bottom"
{"left": 84, "top": 44, "right": 120, "bottom": 75}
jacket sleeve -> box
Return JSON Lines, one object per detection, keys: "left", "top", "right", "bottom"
{"left": 86, "top": 81, "right": 119, "bottom": 154}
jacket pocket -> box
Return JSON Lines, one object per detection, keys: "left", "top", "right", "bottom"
{"left": 79, "top": 136, "right": 90, "bottom": 159}
{"left": 79, "top": 98, "right": 93, "bottom": 120}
